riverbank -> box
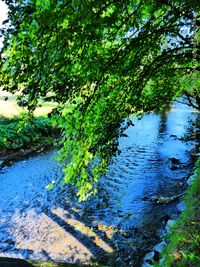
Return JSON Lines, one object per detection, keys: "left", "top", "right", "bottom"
{"left": 0, "top": 90, "right": 60, "bottom": 166}
{"left": 157, "top": 157, "right": 200, "bottom": 266}
{"left": 0, "top": 115, "right": 58, "bottom": 167}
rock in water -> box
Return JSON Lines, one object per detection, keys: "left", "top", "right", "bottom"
{"left": 153, "top": 241, "right": 166, "bottom": 253}
{"left": 169, "top": 157, "right": 182, "bottom": 164}
{"left": 144, "top": 251, "right": 155, "bottom": 262}
{"left": 166, "top": 219, "right": 176, "bottom": 232}
{"left": 176, "top": 201, "right": 185, "bottom": 213}
{"left": 149, "top": 192, "right": 185, "bottom": 204}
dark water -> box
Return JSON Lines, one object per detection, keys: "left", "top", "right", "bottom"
{"left": 0, "top": 102, "right": 198, "bottom": 266}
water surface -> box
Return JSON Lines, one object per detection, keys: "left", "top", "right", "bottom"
{"left": 0, "top": 102, "right": 197, "bottom": 266}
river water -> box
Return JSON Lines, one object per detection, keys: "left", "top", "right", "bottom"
{"left": 0, "top": 102, "right": 198, "bottom": 266}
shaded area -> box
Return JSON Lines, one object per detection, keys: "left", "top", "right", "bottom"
{"left": 46, "top": 210, "right": 111, "bottom": 264}
{"left": 0, "top": 257, "right": 102, "bottom": 267}
{"left": 0, "top": 257, "right": 33, "bottom": 267}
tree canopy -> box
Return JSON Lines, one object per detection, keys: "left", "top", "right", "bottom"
{"left": 0, "top": 0, "right": 200, "bottom": 200}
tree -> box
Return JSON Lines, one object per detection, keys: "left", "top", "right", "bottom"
{"left": 0, "top": 0, "right": 200, "bottom": 200}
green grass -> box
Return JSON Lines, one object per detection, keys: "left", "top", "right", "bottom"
{"left": 0, "top": 89, "right": 57, "bottom": 117}
{"left": 157, "top": 158, "right": 200, "bottom": 266}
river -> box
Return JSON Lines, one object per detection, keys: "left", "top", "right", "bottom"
{"left": 0, "top": 102, "right": 198, "bottom": 266}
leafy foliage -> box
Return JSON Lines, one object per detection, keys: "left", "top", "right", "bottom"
{"left": 0, "top": 0, "right": 200, "bottom": 199}
{"left": 0, "top": 114, "right": 54, "bottom": 151}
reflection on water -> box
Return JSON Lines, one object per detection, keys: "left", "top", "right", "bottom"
{"left": 0, "top": 102, "right": 198, "bottom": 266}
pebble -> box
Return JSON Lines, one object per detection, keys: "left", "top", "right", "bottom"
{"left": 153, "top": 241, "right": 166, "bottom": 253}
{"left": 166, "top": 219, "right": 176, "bottom": 232}
{"left": 159, "top": 257, "right": 165, "bottom": 265}
{"left": 187, "top": 175, "right": 195, "bottom": 185}
{"left": 176, "top": 201, "right": 185, "bottom": 213}
{"left": 144, "top": 251, "right": 155, "bottom": 262}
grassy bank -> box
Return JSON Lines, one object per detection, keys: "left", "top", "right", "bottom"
{"left": 157, "top": 158, "right": 200, "bottom": 266}
{"left": 0, "top": 90, "right": 58, "bottom": 155}
{"left": 0, "top": 114, "right": 56, "bottom": 154}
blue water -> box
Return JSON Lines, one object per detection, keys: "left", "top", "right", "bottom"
{"left": 0, "top": 102, "right": 197, "bottom": 265}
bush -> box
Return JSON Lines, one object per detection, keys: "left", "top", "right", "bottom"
{"left": 0, "top": 114, "right": 55, "bottom": 151}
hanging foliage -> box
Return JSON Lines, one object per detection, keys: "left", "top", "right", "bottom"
{"left": 0, "top": 0, "right": 199, "bottom": 200}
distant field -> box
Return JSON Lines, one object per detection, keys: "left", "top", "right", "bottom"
{"left": 0, "top": 90, "right": 57, "bottom": 117}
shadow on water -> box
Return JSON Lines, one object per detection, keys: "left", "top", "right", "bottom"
{"left": 0, "top": 102, "right": 199, "bottom": 266}
{"left": 158, "top": 112, "right": 168, "bottom": 135}
{"left": 45, "top": 210, "right": 111, "bottom": 263}
{"left": 0, "top": 204, "right": 113, "bottom": 264}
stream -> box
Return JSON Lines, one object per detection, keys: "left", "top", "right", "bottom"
{"left": 0, "top": 102, "right": 198, "bottom": 266}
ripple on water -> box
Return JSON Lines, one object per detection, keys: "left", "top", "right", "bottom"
{"left": 0, "top": 102, "right": 198, "bottom": 265}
